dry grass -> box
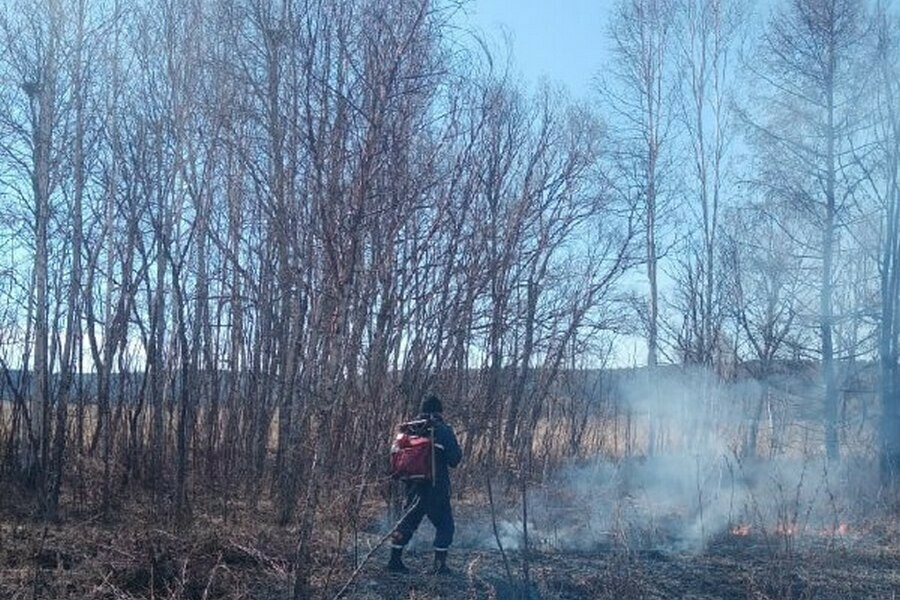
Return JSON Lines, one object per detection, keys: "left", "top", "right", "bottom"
{"left": 0, "top": 493, "right": 296, "bottom": 600}
{"left": 0, "top": 393, "right": 896, "bottom": 599}
{"left": 3, "top": 460, "right": 900, "bottom": 599}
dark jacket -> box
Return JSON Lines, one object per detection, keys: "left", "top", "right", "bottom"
{"left": 415, "top": 413, "right": 462, "bottom": 494}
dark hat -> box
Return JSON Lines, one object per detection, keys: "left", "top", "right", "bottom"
{"left": 420, "top": 394, "right": 443, "bottom": 414}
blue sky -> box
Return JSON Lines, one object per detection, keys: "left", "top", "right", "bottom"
{"left": 463, "top": 1, "right": 779, "bottom": 100}
{"left": 460, "top": 0, "right": 780, "bottom": 368}
{"left": 462, "top": 1, "right": 638, "bottom": 365}
{"left": 463, "top": 0, "right": 614, "bottom": 100}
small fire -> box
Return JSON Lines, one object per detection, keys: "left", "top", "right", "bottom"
{"left": 824, "top": 522, "right": 850, "bottom": 536}
{"left": 729, "top": 521, "right": 851, "bottom": 538}
{"left": 775, "top": 522, "right": 795, "bottom": 536}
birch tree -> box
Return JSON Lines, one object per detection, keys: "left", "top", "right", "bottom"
{"left": 602, "top": 0, "right": 677, "bottom": 455}
{"left": 747, "top": 0, "right": 870, "bottom": 460}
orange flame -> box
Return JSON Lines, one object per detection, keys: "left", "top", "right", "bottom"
{"left": 731, "top": 522, "right": 851, "bottom": 538}
{"left": 775, "top": 522, "right": 795, "bottom": 536}
{"left": 824, "top": 523, "right": 849, "bottom": 536}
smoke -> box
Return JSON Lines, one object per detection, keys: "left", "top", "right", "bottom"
{"left": 468, "top": 366, "right": 870, "bottom": 554}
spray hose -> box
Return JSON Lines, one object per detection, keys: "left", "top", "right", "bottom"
{"left": 331, "top": 495, "right": 422, "bottom": 600}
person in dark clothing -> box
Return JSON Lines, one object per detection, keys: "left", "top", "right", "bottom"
{"left": 388, "top": 394, "right": 462, "bottom": 574}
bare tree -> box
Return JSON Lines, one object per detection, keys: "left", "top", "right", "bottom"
{"left": 602, "top": 0, "right": 678, "bottom": 455}
{"left": 0, "top": 0, "right": 68, "bottom": 502}
{"left": 49, "top": 0, "right": 89, "bottom": 518}
{"left": 672, "top": 0, "right": 743, "bottom": 369}
{"left": 863, "top": 3, "right": 900, "bottom": 485}
{"left": 723, "top": 202, "right": 809, "bottom": 457}
{"left": 746, "top": 0, "right": 870, "bottom": 461}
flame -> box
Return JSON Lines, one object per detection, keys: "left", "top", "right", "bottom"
{"left": 730, "top": 522, "right": 851, "bottom": 538}
{"left": 775, "top": 522, "right": 795, "bottom": 536}
{"left": 824, "top": 522, "right": 849, "bottom": 536}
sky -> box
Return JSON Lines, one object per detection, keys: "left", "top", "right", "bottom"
{"left": 460, "top": 0, "right": 779, "bottom": 368}
{"left": 462, "top": 0, "right": 614, "bottom": 101}
{"left": 464, "top": 1, "right": 643, "bottom": 365}
{"left": 462, "top": 1, "right": 779, "bottom": 100}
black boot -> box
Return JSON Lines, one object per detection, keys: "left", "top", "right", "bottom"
{"left": 433, "top": 550, "right": 451, "bottom": 575}
{"left": 387, "top": 547, "right": 410, "bottom": 574}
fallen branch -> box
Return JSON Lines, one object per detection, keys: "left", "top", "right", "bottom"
{"left": 331, "top": 497, "right": 420, "bottom": 600}
{"left": 201, "top": 552, "right": 224, "bottom": 600}
{"left": 30, "top": 523, "right": 50, "bottom": 600}
{"left": 230, "top": 541, "right": 288, "bottom": 576}
{"left": 487, "top": 475, "right": 514, "bottom": 586}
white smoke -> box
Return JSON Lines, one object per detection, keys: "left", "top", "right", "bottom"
{"left": 471, "top": 366, "right": 871, "bottom": 553}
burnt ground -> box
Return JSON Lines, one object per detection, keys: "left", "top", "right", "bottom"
{"left": 345, "top": 535, "right": 900, "bottom": 600}
{"left": 3, "top": 505, "right": 900, "bottom": 600}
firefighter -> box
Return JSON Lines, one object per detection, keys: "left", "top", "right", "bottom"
{"left": 388, "top": 394, "right": 462, "bottom": 574}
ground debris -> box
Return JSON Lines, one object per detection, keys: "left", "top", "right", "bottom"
{"left": 334, "top": 536, "right": 900, "bottom": 600}
{"left": 0, "top": 509, "right": 295, "bottom": 600}
{"left": 4, "top": 511, "right": 900, "bottom": 599}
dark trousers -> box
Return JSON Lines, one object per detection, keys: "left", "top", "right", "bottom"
{"left": 390, "top": 482, "right": 455, "bottom": 550}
